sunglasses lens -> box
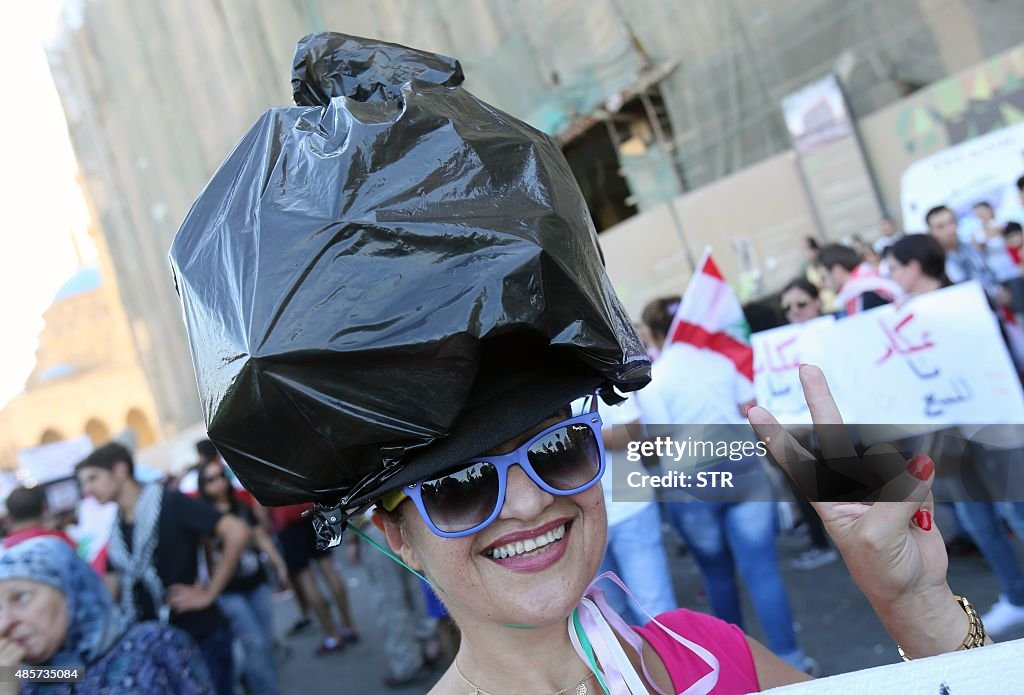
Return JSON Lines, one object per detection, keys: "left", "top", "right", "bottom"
{"left": 527, "top": 423, "right": 601, "bottom": 491}
{"left": 420, "top": 461, "right": 500, "bottom": 533}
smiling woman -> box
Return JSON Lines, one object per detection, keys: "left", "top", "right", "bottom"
{"left": 171, "top": 32, "right": 994, "bottom": 694}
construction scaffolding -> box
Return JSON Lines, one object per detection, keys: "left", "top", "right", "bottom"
{"left": 46, "top": 0, "right": 1024, "bottom": 433}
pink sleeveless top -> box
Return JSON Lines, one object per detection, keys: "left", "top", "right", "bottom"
{"left": 633, "top": 609, "right": 760, "bottom": 694}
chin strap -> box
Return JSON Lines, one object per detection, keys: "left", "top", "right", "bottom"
{"left": 306, "top": 501, "right": 350, "bottom": 549}
{"left": 568, "top": 572, "right": 720, "bottom": 695}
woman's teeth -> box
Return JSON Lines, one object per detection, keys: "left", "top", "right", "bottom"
{"left": 487, "top": 524, "right": 566, "bottom": 559}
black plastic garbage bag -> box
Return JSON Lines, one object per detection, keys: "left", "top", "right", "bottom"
{"left": 170, "top": 33, "right": 650, "bottom": 508}
{"left": 291, "top": 32, "right": 464, "bottom": 106}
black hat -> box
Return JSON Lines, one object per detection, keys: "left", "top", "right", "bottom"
{"left": 169, "top": 33, "right": 650, "bottom": 512}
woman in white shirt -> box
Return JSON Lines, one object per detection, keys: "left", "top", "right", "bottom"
{"left": 636, "top": 296, "right": 816, "bottom": 674}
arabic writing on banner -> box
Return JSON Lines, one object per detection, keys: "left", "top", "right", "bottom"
{"left": 754, "top": 282, "right": 1024, "bottom": 424}
{"left": 752, "top": 315, "right": 835, "bottom": 424}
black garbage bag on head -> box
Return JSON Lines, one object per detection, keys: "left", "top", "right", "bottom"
{"left": 291, "top": 32, "right": 464, "bottom": 106}
{"left": 170, "top": 32, "right": 650, "bottom": 510}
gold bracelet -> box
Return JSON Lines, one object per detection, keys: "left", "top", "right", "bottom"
{"left": 897, "top": 595, "right": 986, "bottom": 661}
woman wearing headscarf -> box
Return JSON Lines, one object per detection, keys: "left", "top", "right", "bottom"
{"left": 0, "top": 537, "right": 214, "bottom": 694}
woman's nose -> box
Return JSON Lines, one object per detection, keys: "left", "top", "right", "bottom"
{"left": 498, "top": 464, "right": 555, "bottom": 522}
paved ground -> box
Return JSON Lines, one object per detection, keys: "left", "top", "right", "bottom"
{"left": 270, "top": 505, "right": 1024, "bottom": 693}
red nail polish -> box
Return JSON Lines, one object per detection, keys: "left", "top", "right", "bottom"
{"left": 743, "top": 403, "right": 754, "bottom": 417}
{"left": 912, "top": 509, "right": 932, "bottom": 531}
{"left": 907, "top": 454, "right": 934, "bottom": 481}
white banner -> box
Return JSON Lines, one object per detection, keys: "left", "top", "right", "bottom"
{"left": 16, "top": 435, "right": 93, "bottom": 486}
{"left": 900, "top": 121, "right": 1024, "bottom": 233}
{"left": 754, "top": 283, "right": 1024, "bottom": 425}
{"left": 766, "top": 638, "right": 1023, "bottom": 694}
{"left": 753, "top": 316, "right": 835, "bottom": 424}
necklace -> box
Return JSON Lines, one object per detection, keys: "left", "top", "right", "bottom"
{"left": 454, "top": 660, "right": 593, "bottom": 695}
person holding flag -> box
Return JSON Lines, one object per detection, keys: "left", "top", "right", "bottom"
{"left": 636, "top": 250, "right": 816, "bottom": 674}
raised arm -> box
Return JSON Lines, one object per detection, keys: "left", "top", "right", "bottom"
{"left": 747, "top": 365, "right": 991, "bottom": 660}
{"left": 166, "top": 497, "right": 250, "bottom": 613}
{"left": 204, "top": 514, "right": 250, "bottom": 600}
{"left": 252, "top": 523, "right": 290, "bottom": 588}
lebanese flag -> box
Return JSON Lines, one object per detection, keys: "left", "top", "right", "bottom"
{"left": 666, "top": 249, "right": 754, "bottom": 382}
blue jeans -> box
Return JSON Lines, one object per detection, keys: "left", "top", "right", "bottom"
{"left": 952, "top": 441, "right": 1024, "bottom": 606}
{"left": 597, "top": 503, "right": 678, "bottom": 625}
{"left": 953, "top": 501, "right": 1024, "bottom": 606}
{"left": 669, "top": 501, "right": 802, "bottom": 662}
{"left": 219, "top": 584, "right": 278, "bottom": 694}
{"left": 197, "top": 624, "right": 235, "bottom": 695}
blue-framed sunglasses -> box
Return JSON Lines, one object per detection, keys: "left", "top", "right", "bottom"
{"left": 398, "top": 396, "right": 605, "bottom": 538}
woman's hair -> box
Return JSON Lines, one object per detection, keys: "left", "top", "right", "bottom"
{"left": 198, "top": 460, "right": 240, "bottom": 514}
{"left": 0, "top": 537, "right": 125, "bottom": 666}
{"left": 818, "top": 244, "right": 861, "bottom": 272}
{"left": 641, "top": 295, "right": 681, "bottom": 340}
{"left": 75, "top": 442, "right": 134, "bottom": 477}
{"left": 742, "top": 302, "right": 783, "bottom": 333}
{"left": 889, "top": 234, "right": 950, "bottom": 284}
{"left": 781, "top": 277, "right": 820, "bottom": 300}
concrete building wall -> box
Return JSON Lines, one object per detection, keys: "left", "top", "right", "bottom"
{"left": 602, "top": 153, "right": 816, "bottom": 317}
{"left": 859, "top": 42, "right": 1024, "bottom": 229}
{"left": 600, "top": 39, "right": 1024, "bottom": 319}
{"left": 44, "top": 1, "right": 1024, "bottom": 434}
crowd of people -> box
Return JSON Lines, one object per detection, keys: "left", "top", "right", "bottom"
{"left": 6, "top": 182, "right": 1024, "bottom": 691}
{"left": 0, "top": 435, "right": 469, "bottom": 693}
{"left": 739, "top": 175, "right": 1024, "bottom": 642}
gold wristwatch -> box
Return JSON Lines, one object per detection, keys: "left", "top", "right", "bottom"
{"left": 898, "top": 595, "right": 986, "bottom": 661}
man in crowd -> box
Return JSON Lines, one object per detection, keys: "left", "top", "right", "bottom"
{"left": 926, "top": 205, "right": 1008, "bottom": 301}
{"left": 926, "top": 203, "right": 1024, "bottom": 636}
{"left": 818, "top": 243, "right": 898, "bottom": 316}
{"left": 872, "top": 215, "right": 902, "bottom": 257}
{"left": 2, "top": 486, "right": 76, "bottom": 550}
{"left": 76, "top": 443, "right": 250, "bottom": 695}
{"left": 1005, "top": 222, "right": 1023, "bottom": 266}
{"left": 972, "top": 201, "right": 1024, "bottom": 318}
